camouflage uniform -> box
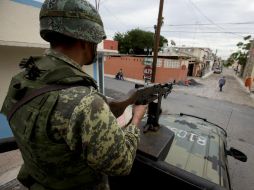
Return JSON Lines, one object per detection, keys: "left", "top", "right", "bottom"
{"left": 46, "top": 49, "right": 140, "bottom": 188}
{"left": 1, "top": 49, "right": 140, "bottom": 190}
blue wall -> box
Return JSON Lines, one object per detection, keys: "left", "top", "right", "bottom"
{"left": 0, "top": 114, "right": 13, "bottom": 139}
{"left": 12, "top": 0, "right": 42, "bottom": 8}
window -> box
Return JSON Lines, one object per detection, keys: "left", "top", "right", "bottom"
{"left": 164, "top": 59, "right": 180, "bottom": 68}
{"left": 157, "top": 59, "right": 163, "bottom": 67}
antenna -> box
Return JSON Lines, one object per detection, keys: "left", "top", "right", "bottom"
{"left": 95, "top": 0, "right": 101, "bottom": 11}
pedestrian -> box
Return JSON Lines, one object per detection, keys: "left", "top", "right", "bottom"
{"left": 218, "top": 76, "right": 226, "bottom": 92}
{"left": 1, "top": 1, "right": 147, "bottom": 190}
{"left": 235, "top": 65, "right": 239, "bottom": 75}
{"left": 116, "top": 68, "right": 124, "bottom": 80}
{"left": 245, "top": 76, "right": 253, "bottom": 93}
{"left": 119, "top": 68, "right": 124, "bottom": 80}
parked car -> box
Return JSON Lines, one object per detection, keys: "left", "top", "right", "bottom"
{"left": 214, "top": 67, "right": 222, "bottom": 74}
{"left": 110, "top": 112, "right": 247, "bottom": 190}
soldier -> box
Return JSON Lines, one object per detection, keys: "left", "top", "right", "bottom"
{"left": 1, "top": 0, "right": 147, "bottom": 190}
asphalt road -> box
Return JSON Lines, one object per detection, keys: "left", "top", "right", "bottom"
{"left": 104, "top": 75, "right": 254, "bottom": 190}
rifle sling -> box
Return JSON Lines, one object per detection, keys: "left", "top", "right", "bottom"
{"left": 7, "top": 84, "right": 79, "bottom": 121}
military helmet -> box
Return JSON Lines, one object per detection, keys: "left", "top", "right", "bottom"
{"left": 39, "top": 0, "right": 106, "bottom": 44}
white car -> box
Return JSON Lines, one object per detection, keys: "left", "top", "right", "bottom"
{"left": 214, "top": 67, "right": 222, "bottom": 74}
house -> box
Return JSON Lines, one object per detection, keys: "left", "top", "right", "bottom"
{"left": 104, "top": 54, "right": 188, "bottom": 83}
{"left": 160, "top": 46, "right": 215, "bottom": 77}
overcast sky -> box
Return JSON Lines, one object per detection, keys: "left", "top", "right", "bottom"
{"left": 38, "top": 0, "right": 254, "bottom": 59}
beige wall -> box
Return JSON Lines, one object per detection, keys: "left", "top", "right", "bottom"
{"left": 0, "top": 46, "right": 45, "bottom": 108}
{"left": 0, "top": 0, "right": 47, "bottom": 47}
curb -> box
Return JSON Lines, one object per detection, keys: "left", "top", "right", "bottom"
{"left": 201, "top": 71, "right": 214, "bottom": 79}
{"left": 105, "top": 74, "right": 147, "bottom": 85}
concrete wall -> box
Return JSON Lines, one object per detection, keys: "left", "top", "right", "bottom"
{"left": 104, "top": 56, "right": 187, "bottom": 83}
{"left": 103, "top": 40, "right": 118, "bottom": 51}
{"left": 0, "top": 0, "right": 47, "bottom": 47}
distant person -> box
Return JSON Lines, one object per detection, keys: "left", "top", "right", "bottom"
{"left": 116, "top": 68, "right": 124, "bottom": 80}
{"left": 235, "top": 65, "right": 239, "bottom": 75}
{"left": 218, "top": 76, "right": 226, "bottom": 92}
{"left": 245, "top": 76, "right": 253, "bottom": 93}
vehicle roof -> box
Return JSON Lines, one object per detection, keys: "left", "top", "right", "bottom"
{"left": 140, "top": 113, "right": 229, "bottom": 188}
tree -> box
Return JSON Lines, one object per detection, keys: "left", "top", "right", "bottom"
{"left": 229, "top": 35, "right": 252, "bottom": 76}
{"left": 113, "top": 28, "right": 168, "bottom": 54}
{"left": 226, "top": 54, "right": 236, "bottom": 67}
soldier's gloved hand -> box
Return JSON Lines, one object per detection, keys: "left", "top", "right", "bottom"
{"left": 131, "top": 105, "right": 148, "bottom": 127}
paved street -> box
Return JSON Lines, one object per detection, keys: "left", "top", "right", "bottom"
{"left": 174, "top": 68, "right": 254, "bottom": 107}
{"left": 1, "top": 68, "right": 254, "bottom": 190}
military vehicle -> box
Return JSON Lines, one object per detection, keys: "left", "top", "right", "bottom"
{"left": 109, "top": 111, "right": 247, "bottom": 190}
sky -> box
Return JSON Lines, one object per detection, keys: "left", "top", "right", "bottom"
{"left": 37, "top": 0, "right": 254, "bottom": 59}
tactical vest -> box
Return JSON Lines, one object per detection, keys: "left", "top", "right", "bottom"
{"left": 1, "top": 56, "right": 101, "bottom": 190}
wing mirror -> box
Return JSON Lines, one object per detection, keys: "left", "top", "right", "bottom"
{"left": 227, "top": 147, "right": 247, "bottom": 162}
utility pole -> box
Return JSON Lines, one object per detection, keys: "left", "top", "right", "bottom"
{"left": 151, "top": 0, "right": 164, "bottom": 83}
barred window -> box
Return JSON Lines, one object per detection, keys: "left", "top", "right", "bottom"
{"left": 164, "top": 59, "right": 180, "bottom": 68}
{"left": 157, "top": 59, "right": 163, "bottom": 67}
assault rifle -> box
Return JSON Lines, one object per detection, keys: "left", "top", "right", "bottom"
{"left": 108, "top": 82, "right": 173, "bottom": 132}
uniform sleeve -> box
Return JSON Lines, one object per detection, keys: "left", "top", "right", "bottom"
{"left": 71, "top": 92, "right": 140, "bottom": 175}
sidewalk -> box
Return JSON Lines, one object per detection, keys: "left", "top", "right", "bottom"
{"left": 0, "top": 150, "right": 23, "bottom": 187}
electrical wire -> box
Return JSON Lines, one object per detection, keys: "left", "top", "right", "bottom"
{"left": 162, "top": 31, "right": 254, "bottom": 34}
{"left": 187, "top": 0, "right": 244, "bottom": 37}
{"left": 164, "top": 22, "right": 254, "bottom": 27}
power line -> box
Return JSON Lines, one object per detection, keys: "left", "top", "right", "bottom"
{"left": 100, "top": 4, "right": 130, "bottom": 33}
{"left": 188, "top": 0, "right": 244, "bottom": 37}
{"left": 164, "top": 22, "right": 254, "bottom": 27}
{"left": 162, "top": 30, "right": 254, "bottom": 34}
